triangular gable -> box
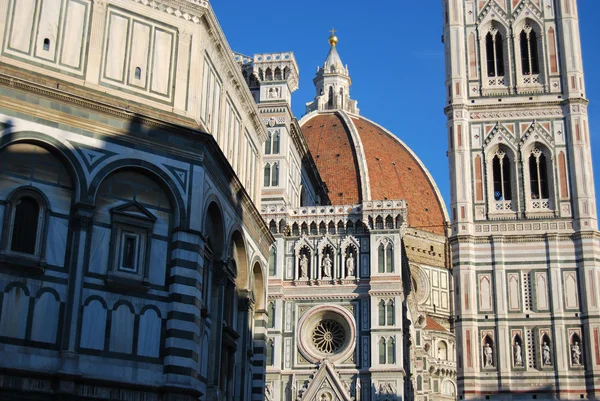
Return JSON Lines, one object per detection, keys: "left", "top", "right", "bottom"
{"left": 111, "top": 201, "right": 157, "bottom": 221}
{"left": 519, "top": 121, "right": 555, "bottom": 149}
{"left": 483, "top": 123, "right": 518, "bottom": 152}
{"left": 300, "top": 360, "right": 352, "bottom": 401}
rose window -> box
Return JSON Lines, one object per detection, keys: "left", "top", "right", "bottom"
{"left": 312, "top": 319, "right": 346, "bottom": 354}
{"left": 297, "top": 305, "right": 356, "bottom": 363}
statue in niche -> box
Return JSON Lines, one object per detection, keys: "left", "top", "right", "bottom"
{"left": 275, "top": 87, "right": 280, "bottom": 98}
{"left": 346, "top": 253, "right": 355, "bottom": 277}
{"left": 483, "top": 343, "right": 493, "bottom": 367}
{"left": 322, "top": 253, "right": 332, "bottom": 278}
{"left": 542, "top": 341, "right": 552, "bottom": 365}
{"left": 514, "top": 342, "right": 523, "bottom": 366}
{"left": 299, "top": 254, "right": 308, "bottom": 279}
{"left": 268, "top": 88, "right": 275, "bottom": 98}
{"left": 571, "top": 342, "right": 582, "bottom": 366}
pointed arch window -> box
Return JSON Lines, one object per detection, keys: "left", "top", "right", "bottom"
{"left": 272, "top": 131, "right": 280, "bottom": 154}
{"left": 377, "top": 241, "right": 394, "bottom": 273}
{"left": 387, "top": 337, "right": 396, "bottom": 364}
{"left": 385, "top": 246, "right": 394, "bottom": 273}
{"left": 265, "top": 132, "right": 272, "bottom": 155}
{"left": 264, "top": 164, "right": 271, "bottom": 187}
{"left": 378, "top": 300, "right": 386, "bottom": 326}
{"left": 492, "top": 149, "right": 511, "bottom": 201}
{"left": 268, "top": 247, "right": 276, "bottom": 276}
{"left": 271, "top": 163, "right": 279, "bottom": 187}
{"left": 529, "top": 147, "right": 549, "bottom": 201}
{"left": 378, "top": 243, "right": 385, "bottom": 273}
{"left": 268, "top": 302, "right": 276, "bottom": 328}
{"left": 520, "top": 25, "right": 540, "bottom": 75}
{"left": 379, "top": 338, "right": 386, "bottom": 364}
{"left": 486, "top": 27, "right": 505, "bottom": 77}
{"left": 386, "top": 301, "right": 395, "bottom": 326}
{"left": 267, "top": 338, "right": 275, "bottom": 365}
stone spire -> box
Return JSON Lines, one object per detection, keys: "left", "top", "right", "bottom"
{"left": 305, "top": 30, "right": 359, "bottom": 115}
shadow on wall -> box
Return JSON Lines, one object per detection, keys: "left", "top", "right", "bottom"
{"left": 0, "top": 111, "right": 270, "bottom": 401}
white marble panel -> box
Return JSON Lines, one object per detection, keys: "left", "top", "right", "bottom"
{"left": 128, "top": 21, "right": 150, "bottom": 86}
{"left": 80, "top": 299, "right": 106, "bottom": 350}
{"left": 60, "top": 0, "right": 87, "bottom": 68}
{"left": 45, "top": 216, "right": 68, "bottom": 267}
{"left": 137, "top": 308, "right": 161, "bottom": 357}
{"left": 34, "top": 0, "right": 61, "bottom": 61}
{"left": 8, "top": 0, "right": 37, "bottom": 54}
{"left": 109, "top": 304, "right": 134, "bottom": 354}
{"left": 105, "top": 13, "right": 129, "bottom": 81}
{"left": 0, "top": 284, "right": 29, "bottom": 338}
{"left": 30, "top": 291, "right": 60, "bottom": 343}
{"left": 88, "top": 226, "right": 110, "bottom": 274}
{"left": 150, "top": 29, "right": 173, "bottom": 95}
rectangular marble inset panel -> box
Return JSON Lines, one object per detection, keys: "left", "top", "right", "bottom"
{"left": 507, "top": 273, "right": 521, "bottom": 312}
{"left": 440, "top": 271, "right": 448, "bottom": 289}
{"left": 284, "top": 338, "right": 292, "bottom": 368}
{"left": 361, "top": 255, "right": 369, "bottom": 276}
{"left": 45, "top": 216, "right": 68, "bottom": 267}
{"left": 362, "top": 336, "right": 369, "bottom": 368}
{"left": 60, "top": 0, "right": 87, "bottom": 69}
{"left": 441, "top": 292, "right": 448, "bottom": 309}
{"left": 432, "top": 270, "right": 439, "bottom": 287}
{"left": 104, "top": 13, "right": 129, "bottom": 82}
{"left": 535, "top": 272, "right": 549, "bottom": 310}
{"left": 127, "top": 21, "right": 151, "bottom": 87}
{"left": 563, "top": 271, "right": 579, "bottom": 310}
{"left": 361, "top": 300, "right": 369, "bottom": 330}
{"left": 150, "top": 29, "right": 173, "bottom": 96}
{"left": 286, "top": 256, "right": 294, "bottom": 279}
{"left": 34, "top": 0, "right": 62, "bottom": 61}
{"left": 284, "top": 302, "right": 293, "bottom": 332}
{"left": 478, "top": 273, "right": 493, "bottom": 312}
{"left": 8, "top": 0, "right": 38, "bottom": 53}
{"left": 88, "top": 226, "right": 110, "bottom": 275}
{"left": 148, "top": 239, "right": 168, "bottom": 286}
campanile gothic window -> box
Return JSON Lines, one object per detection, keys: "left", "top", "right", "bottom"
{"left": 529, "top": 148, "right": 549, "bottom": 201}
{"left": 520, "top": 25, "right": 540, "bottom": 76}
{"left": 492, "top": 149, "right": 511, "bottom": 202}
{"left": 485, "top": 27, "right": 505, "bottom": 78}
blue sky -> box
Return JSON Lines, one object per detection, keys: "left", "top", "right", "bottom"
{"left": 212, "top": 1, "right": 600, "bottom": 213}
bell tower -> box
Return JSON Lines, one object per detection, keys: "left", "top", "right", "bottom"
{"left": 444, "top": 0, "right": 600, "bottom": 399}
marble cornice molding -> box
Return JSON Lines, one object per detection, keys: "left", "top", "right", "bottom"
{"left": 451, "top": 231, "right": 583, "bottom": 245}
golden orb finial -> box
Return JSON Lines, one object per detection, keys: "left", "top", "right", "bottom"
{"left": 328, "top": 27, "right": 338, "bottom": 47}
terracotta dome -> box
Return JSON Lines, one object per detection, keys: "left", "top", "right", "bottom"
{"left": 300, "top": 110, "right": 448, "bottom": 235}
